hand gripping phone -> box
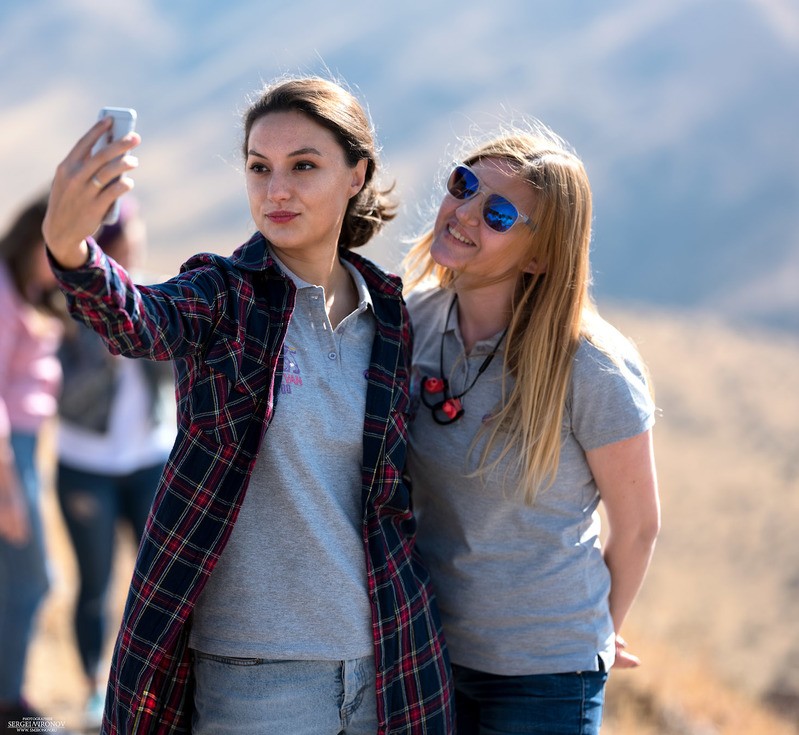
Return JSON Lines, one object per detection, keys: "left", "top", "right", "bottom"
{"left": 92, "top": 107, "right": 137, "bottom": 224}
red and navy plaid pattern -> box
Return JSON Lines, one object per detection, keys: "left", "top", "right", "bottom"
{"left": 52, "top": 232, "right": 454, "bottom": 734}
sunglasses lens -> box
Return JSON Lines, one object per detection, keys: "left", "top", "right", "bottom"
{"left": 447, "top": 166, "right": 479, "bottom": 200}
{"left": 483, "top": 194, "right": 519, "bottom": 233}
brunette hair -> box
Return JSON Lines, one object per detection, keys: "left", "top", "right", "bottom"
{"left": 0, "top": 193, "right": 54, "bottom": 309}
{"left": 242, "top": 76, "right": 396, "bottom": 249}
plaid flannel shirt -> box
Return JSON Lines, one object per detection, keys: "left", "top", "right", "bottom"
{"left": 52, "top": 232, "right": 454, "bottom": 734}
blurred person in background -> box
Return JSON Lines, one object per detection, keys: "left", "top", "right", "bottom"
{"left": 42, "top": 76, "right": 453, "bottom": 734}
{"left": 0, "top": 194, "right": 63, "bottom": 731}
{"left": 55, "top": 197, "right": 176, "bottom": 729}
{"left": 403, "top": 122, "right": 660, "bottom": 734}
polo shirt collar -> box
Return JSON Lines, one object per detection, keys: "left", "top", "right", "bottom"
{"left": 267, "top": 245, "right": 373, "bottom": 315}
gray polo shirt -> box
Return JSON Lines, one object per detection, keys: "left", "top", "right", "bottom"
{"left": 406, "top": 285, "right": 655, "bottom": 675}
{"left": 190, "top": 254, "right": 375, "bottom": 660}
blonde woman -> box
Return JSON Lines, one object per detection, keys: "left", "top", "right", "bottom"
{"left": 403, "top": 123, "right": 660, "bottom": 734}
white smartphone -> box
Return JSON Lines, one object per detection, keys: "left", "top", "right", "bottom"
{"left": 92, "top": 107, "right": 137, "bottom": 224}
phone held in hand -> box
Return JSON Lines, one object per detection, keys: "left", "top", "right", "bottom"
{"left": 92, "top": 107, "right": 137, "bottom": 225}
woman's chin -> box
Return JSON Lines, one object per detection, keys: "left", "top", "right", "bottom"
{"left": 429, "top": 240, "right": 462, "bottom": 272}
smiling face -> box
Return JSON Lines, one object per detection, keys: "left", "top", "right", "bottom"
{"left": 429, "top": 157, "right": 539, "bottom": 288}
{"left": 245, "top": 109, "right": 367, "bottom": 260}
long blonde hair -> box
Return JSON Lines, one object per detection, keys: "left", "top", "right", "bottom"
{"left": 405, "top": 122, "right": 607, "bottom": 504}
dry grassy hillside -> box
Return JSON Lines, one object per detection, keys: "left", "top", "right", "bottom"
{"left": 22, "top": 304, "right": 799, "bottom": 734}
{"left": 605, "top": 304, "right": 799, "bottom": 732}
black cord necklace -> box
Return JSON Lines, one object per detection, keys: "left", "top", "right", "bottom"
{"left": 421, "top": 295, "right": 508, "bottom": 425}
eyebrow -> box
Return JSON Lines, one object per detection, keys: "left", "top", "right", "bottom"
{"left": 247, "top": 146, "right": 325, "bottom": 159}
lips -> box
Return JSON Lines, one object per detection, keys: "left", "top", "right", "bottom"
{"left": 267, "top": 210, "right": 299, "bottom": 224}
{"left": 447, "top": 223, "right": 474, "bottom": 246}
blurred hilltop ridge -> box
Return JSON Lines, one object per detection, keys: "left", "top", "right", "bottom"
{"left": 1, "top": 0, "right": 798, "bottom": 330}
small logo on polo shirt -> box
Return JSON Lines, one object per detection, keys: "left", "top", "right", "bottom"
{"left": 280, "top": 344, "right": 303, "bottom": 394}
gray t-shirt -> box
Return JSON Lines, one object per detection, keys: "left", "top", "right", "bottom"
{"left": 406, "top": 286, "right": 655, "bottom": 675}
{"left": 190, "top": 256, "right": 375, "bottom": 660}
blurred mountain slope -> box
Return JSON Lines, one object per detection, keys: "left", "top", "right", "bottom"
{"left": 1, "top": 0, "right": 797, "bottom": 328}
{"left": 606, "top": 302, "right": 799, "bottom": 726}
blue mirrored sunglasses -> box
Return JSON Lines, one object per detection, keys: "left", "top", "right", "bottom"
{"left": 447, "top": 164, "right": 533, "bottom": 234}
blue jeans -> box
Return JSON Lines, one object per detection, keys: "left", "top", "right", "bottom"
{"left": 56, "top": 461, "right": 161, "bottom": 681}
{"left": 453, "top": 662, "right": 608, "bottom": 735}
{"left": 191, "top": 652, "right": 378, "bottom": 734}
{"left": 0, "top": 433, "right": 49, "bottom": 702}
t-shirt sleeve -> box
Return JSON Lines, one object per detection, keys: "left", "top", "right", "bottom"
{"left": 568, "top": 338, "right": 656, "bottom": 452}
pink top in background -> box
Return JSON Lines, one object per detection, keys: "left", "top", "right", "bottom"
{"left": 0, "top": 261, "right": 62, "bottom": 437}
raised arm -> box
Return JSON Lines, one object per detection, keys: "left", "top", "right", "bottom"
{"left": 41, "top": 118, "right": 228, "bottom": 362}
{"left": 587, "top": 428, "right": 660, "bottom": 668}
{"left": 43, "top": 116, "right": 140, "bottom": 269}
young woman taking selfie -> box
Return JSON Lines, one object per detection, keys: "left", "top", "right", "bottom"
{"left": 43, "top": 76, "right": 453, "bottom": 735}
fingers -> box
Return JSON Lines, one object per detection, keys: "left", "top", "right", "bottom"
{"left": 68, "top": 115, "right": 114, "bottom": 165}
{"left": 613, "top": 634, "right": 642, "bottom": 669}
{"left": 44, "top": 122, "right": 140, "bottom": 267}
{"left": 614, "top": 649, "right": 642, "bottom": 669}
{"left": 88, "top": 132, "right": 141, "bottom": 182}
{"left": 91, "top": 153, "right": 140, "bottom": 191}
{"left": 60, "top": 116, "right": 140, "bottom": 190}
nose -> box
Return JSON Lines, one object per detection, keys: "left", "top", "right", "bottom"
{"left": 266, "top": 171, "right": 291, "bottom": 202}
{"left": 455, "top": 193, "right": 483, "bottom": 227}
